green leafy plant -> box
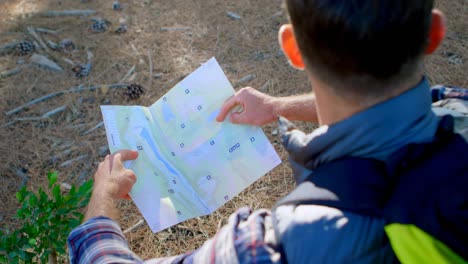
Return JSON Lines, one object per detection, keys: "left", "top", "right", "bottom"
{"left": 0, "top": 172, "right": 92, "bottom": 263}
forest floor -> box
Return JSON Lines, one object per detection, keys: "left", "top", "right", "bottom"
{"left": 0, "top": 0, "right": 466, "bottom": 261}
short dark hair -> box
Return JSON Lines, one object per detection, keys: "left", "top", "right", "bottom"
{"left": 286, "top": 0, "right": 434, "bottom": 95}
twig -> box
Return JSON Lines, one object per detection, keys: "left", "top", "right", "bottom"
{"left": 259, "top": 80, "right": 270, "bottom": 92}
{"left": 1, "top": 115, "right": 50, "bottom": 128}
{"left": 165, "top": 74, "right": 188, "bottom": 89}
{"left": 35, "top": 27, "right": 60, "bottom": 36}
{"left": 65, "top": 123, "right": 87, "bottom": 130}
{"left": 46, "top": 40, "right": 59, "bottom": 50}
{"left": 43, "top": 105, "right": 67, "bottom": 118}
{"left": 14, "top": 168, "right": 29, "bottom": 187}
{"left": 27, "top": 27, "right": 50, "bottom": 52}
{"left": 82, "top": 60, "right": 113, "bottom": 87}
{"left": 235, "top": 74, "right": 256, "bottom": 87}
{"left": 160, "top": 27, "right": 192, "bottom": 31}
{"left": 60, "top": 182, "right": 72, "bottom": 191}
{"left": 5, "top": 83, "right": 127, "bottom": 116}
{"left": 147, "top": 49, "right": 153, "bottom": 89}
{"left": 0, "top": 67, "right": 22, "bottom": 79}
{"left": 26, "top": 76, "right": 41, "bottom": 94}
{"left": 226, "top": 11, "right": 241, "bottom": 20}
{"left": 14, "top": 116, "right": 47, "bottom": 122}
{"left": 0, "top": 121, "right": 16, "bottom": 128}
{"left": 41, "top": 10, "right": 97, "bottom": 17}
{"left": 50, "top": 148, "right": 74, "bottom": 164}
{"left": 0, "top": 41, "right": 19, "bottom": 55}
{"left": 60, "top": 154, "right": 88, "bottom": 167}
{"left": 62, "top": 58, "right": 75, "bottom": 66}
{"left": 214, "top": 26, "right": 221, "bottom": 52}
{"left": 76, "top": 168, "right": 91, "bottom": 183}
{"left": 81, "top": 121, "right": 104, "bottom": 136}
{"left": 86, "top": 50, "right": 94, "bottom": 61}
{"left": 119, "top": 65, "right": 136, "bottom": 83}
{"left": 123, "top": 218, "right": 145, "bottom": 234}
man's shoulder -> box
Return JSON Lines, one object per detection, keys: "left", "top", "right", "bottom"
{"left": 273, "top": 204, "right": 394, "bottom": 263}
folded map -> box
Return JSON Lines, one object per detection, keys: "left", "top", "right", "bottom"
{"left": 101, "top": 58, "right": 281, "bottom": 233}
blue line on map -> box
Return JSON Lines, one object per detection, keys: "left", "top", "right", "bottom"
{"left": 140, "top": 128, "right": 178, "bottom": 176}
{"left": 162, "top": 103, "right": 175, "bottom": 122}
{"left": 207, "top": 109, "right": 220, "bottom": 122}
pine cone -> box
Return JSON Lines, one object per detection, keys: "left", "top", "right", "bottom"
{"left": 124, "top": 84, "right": 145, "bottom": 99}
{"left": 16, "top": 41, "right": 35, "bottom": 56}
{"left": 72, "top": 63, "right": 91, "bottom": 78}
{"left": 115, "top": 23, "right": 128, "bottom": 34}
{"left": 112, "top": 1, "right": 122, "bottom": 11}
{"left": 91, "top": 19, "right": 111, "bottom": 33}
{"left": 59, "top": 39, "right": 75, "bottom": 52}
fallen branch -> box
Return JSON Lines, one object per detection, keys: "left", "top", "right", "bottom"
{"left": 0, "top": 67, "right": 22, "bottom": 79}
{"left": 0, "top": 41, "right": 19, "bottom": 55}
{"left": 41, "top": 10, "right": 97, "bottom": 17}
{"left": 160, "top": 27, "right": 192, "bottom": 32}
{"left": 123, "top": 218, "right": 145, "bottom": 234}
{"left": 1, "top": 97, "right": 64, "bottom": 128}
{"left": 147, "top": 49, "right": 153, "bottom": 89}
{"left": 81, "top": 121, "right": 104, "bottom": 136}
{"left": 27, "top": 26, "right": 50, "bottom": 52}
{"left": 6, "top": 83, "right": 127, "bottom": 116}
{"left": 26, "top": 28, "right": 67, "bottom": 69}
{"left": 30, "top": 53, "right": 63, "bottom": 72}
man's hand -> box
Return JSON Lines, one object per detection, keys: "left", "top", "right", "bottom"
{"left": 216, "top": 87, "right": 319, "bottom": 125}
{"left": 94, "top": 150, "right": 139, "bottom": 199}
{"left": 216, "top": 87, "right": 277, "bottom": 126}
{"left": 84, "top": 149, "right": 138, "bottom": 221}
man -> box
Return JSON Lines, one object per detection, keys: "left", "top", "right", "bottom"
{"left": 68, "top": 0, "right": 466, "bottom": 263}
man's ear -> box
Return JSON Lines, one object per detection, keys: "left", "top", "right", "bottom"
{"left": 279, "top": 24, "right": 305, "bottom": 70}
{"left": 425, "top": 9, "right": 446, "bottom": 54}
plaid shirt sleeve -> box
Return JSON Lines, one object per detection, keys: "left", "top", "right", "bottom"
{"left": 68, "top": 207, "right": 282, "bottom": 264}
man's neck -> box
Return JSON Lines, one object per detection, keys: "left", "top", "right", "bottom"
{"left": 311, "top": 74, "right": 423, "bottom": 126}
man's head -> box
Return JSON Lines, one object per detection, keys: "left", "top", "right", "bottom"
{"left": 279, "top": 0, "right": 445, "bottom": 98}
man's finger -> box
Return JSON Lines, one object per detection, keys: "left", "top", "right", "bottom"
{"left": 216, "top": 95, "right": 238, "bottom": 122}
{"left": 230, "top": 112, "right": 249, "bottom": 124}
{"left": 124, "top": 169, "right": 137, "bottom": 184}
{"left": 113, "top": 149, "right": 139, "bottom": 163}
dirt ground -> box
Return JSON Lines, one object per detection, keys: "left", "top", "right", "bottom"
{"left": 0, "top": 0, "right": 466, "bottom": 261}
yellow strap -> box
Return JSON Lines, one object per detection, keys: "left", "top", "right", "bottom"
{"left": 385, "top": 224, "right": 467, "bottom": 264}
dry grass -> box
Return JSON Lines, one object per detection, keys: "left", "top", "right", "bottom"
{"left": 0, "top": 0, "right": 466, "bottom": 261}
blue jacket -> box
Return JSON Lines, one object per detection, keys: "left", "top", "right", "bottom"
{"left": 273, "top": 77, "right": 440, "bottom": 263}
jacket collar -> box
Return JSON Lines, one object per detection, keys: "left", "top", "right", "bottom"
{"left": 279, "top": 77, "right": 439, "bottom": 184}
